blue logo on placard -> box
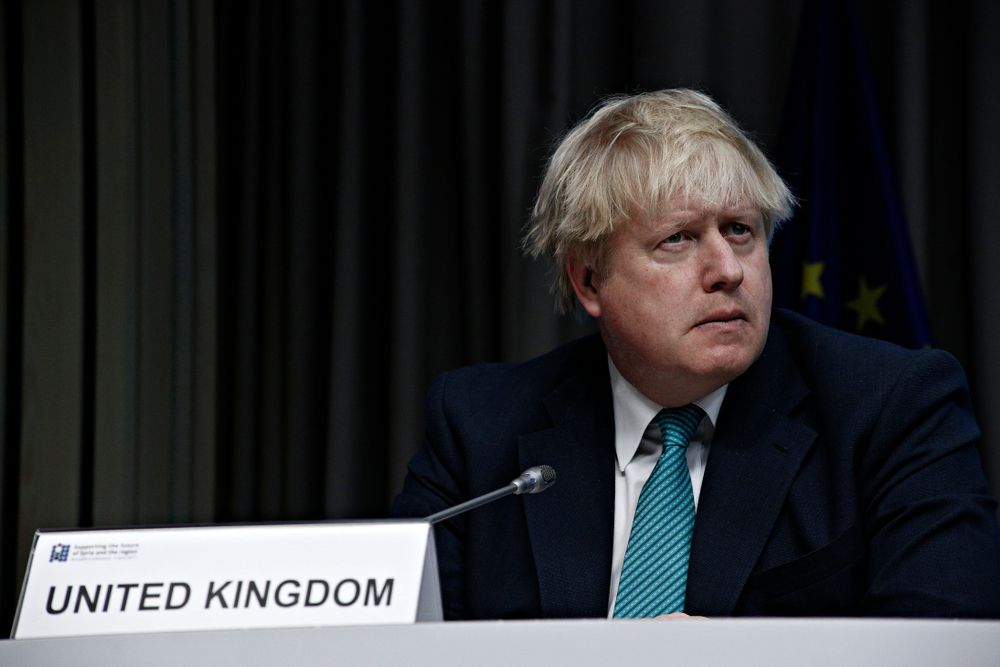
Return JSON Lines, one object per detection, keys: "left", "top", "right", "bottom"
{"left": 49, "top": 544, "right": 70, "bottom": 562}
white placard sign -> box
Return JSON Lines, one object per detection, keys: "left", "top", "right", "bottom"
{"left": 12, "top": 521, "right": 442, "bottom": 638}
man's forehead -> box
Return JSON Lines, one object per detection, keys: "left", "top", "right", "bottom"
{"left": 644, "top": 198, "right": 762, "bottom": 224}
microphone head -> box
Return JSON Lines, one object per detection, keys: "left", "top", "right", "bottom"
{"left": 511, "top": 465, "right": 557, "bottom": 495}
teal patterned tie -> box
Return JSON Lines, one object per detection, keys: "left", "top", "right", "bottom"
{"left": 613, "top": 404, "right": 705, "bottom": 618}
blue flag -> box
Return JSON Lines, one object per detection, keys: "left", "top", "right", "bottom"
{"left": 770, "top": 0, "right": 931, "bottom": 348}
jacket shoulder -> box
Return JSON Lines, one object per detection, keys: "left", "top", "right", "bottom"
{"left": 770, "top": 308, "right": 965, "bottom": 389}
{"left": 434, "top": 334, "right": 606, "bottom": 409}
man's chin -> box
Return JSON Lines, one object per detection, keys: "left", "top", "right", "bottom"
{"left": 690, "top": 347, "right": 760, "bottom": 387}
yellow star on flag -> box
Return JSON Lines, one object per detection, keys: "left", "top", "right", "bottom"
{"left": 801, "top": 261, "right": 825, "bottom": 300}
{"left": 845, "top": 276, "right": 887, "bottom": 331}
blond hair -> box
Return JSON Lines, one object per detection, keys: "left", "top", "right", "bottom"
{"left": 524, "top": 89, "right": 795, "bottom": 312}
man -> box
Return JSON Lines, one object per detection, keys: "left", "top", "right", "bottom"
{"left": 392, "top": 89, "right": 1000, "bottom": 619}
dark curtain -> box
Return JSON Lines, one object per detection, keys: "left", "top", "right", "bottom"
{"left": 2, "top": 0, "right": 999, "bottom": 630}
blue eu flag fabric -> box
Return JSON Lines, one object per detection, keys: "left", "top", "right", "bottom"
{"left": 770, "top": 0, "right": 932, "bottom": 348}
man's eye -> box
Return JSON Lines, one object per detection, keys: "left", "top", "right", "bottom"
{"left": 729, "top": 223, "right": 749, "bottom": 235}
{"left": 662, "top": 233, "right": 684, "bottom": 244}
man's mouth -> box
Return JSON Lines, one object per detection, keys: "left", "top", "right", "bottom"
{"left": 693, "top": 309, "right": 747, "bottom": 329}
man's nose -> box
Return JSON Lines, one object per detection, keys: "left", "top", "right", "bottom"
{"left": 701, "top": 234, "right": 744, "bottom": 292}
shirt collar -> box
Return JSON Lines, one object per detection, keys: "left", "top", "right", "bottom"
{"left": 608, "top": 355, "right": 727, "bottom": 473}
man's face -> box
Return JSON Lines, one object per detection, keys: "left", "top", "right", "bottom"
{"left": 570, "top": 200, "right": 772, "bottom": 406}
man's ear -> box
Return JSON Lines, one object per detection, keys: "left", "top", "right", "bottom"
{"left": 565, "top": 253, "right": 602, "bottom": 318}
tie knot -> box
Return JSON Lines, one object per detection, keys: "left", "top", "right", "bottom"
{"left": 653, "top": 404, "right": 705, "bottom": 449}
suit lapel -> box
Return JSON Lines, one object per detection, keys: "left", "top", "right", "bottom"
{"left": 685, "top": 325, "right": 817, "bottom": 616}
{"left": 518, "top": 349, "right": 615, "bottom": 618}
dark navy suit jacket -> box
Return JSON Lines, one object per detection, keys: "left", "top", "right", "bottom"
{"left": 392, "top": 309, "right": 1000, "bottom": 619}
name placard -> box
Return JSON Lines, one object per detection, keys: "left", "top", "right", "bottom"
{"left": 12, "top": 521, "right": 441, "bottom": 638}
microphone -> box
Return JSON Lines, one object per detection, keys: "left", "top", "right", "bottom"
{"left": 424, "top": 465, "right": 557, "bottom": 525}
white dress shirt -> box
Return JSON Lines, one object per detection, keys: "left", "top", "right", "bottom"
{"left": 605, "top": 357, "right": 727, "bottom": 615}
